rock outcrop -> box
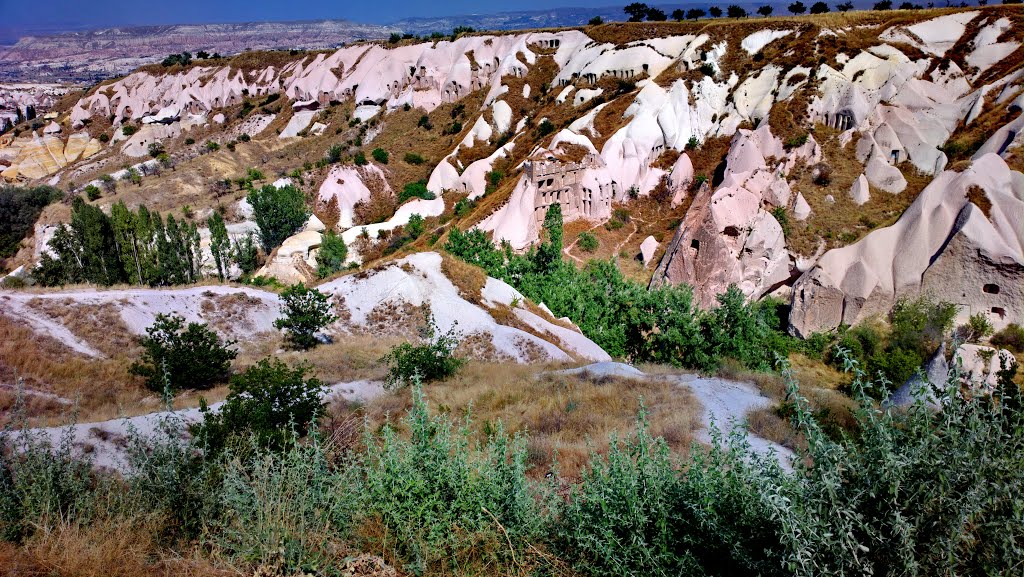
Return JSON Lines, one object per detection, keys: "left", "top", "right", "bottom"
{"left": 650, "top": 125, "right": 819, "bottom": 307}
{"left": 790, "top": 154, "right": 1024, "bottom": 337}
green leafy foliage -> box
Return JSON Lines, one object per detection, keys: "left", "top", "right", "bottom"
{"left": 398, "top": 181, "right": 436, "bottom": 204}
{"left": 405, "top": 214, "right": 425, "bottom": 240}
{"left": 445, "top": 206, "right": 794, "bottom": 370}
{"left": 316, "top": 230, "right": 348, "bottom": 279}
{"left": 130, "top": 313, "right": 237, "bottom": 393}
{"left": 403, "top": 152, "right": 425, "bottom": 165}
{"left": 275, "top": 283, "right": 337, "bottom": 350}
{"left": 35, "top": 199, "right": 203, "bottom": 287}
{"left": 248, "top": 184, "right": 309, "bottom": 253}
{"left": 360, "top": 383, "right": 537, "bottom": 573}
{"left": 992, "top": 323, "right": 1024, "bottom": 353}
{"left": 0, "top": 184, "right": 62, "bottom": 258}
{"left": 382, "top": 315, "right": 465, "bottom": 389}
{"left": 577, "top": 231, "right": 599, "bottom": 252}
{"left": 207, "top": 212, "right": 230, "bottom": 281}
{"left": 826, "top": 295, "right": 958, "bottom": 394}
{"left": 232, "top": 232, "right": 260, "bottom": 275}
{"left": 193, "top": 358, "right": 326, "bottom": 454}
{"left": 371, "top": 148, "right": 389, "bottom": 164}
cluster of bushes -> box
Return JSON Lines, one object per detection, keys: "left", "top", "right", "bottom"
{"left": 35, "top": 198, "right": 205, "bottom": 287}
{"left": 3, "top": 357, "right": 1021, "bottom": 576}
{"left": 247, "top": 183, "right": 310, "bottom": 253}
{"left": 0, "top": 184, "right": 63, "bottom": 259}
{"left": 826, "top": 295, "right": 957, "bottom": 395}
{"left": 445, "top": 204, "right": 798, "bottom": 371}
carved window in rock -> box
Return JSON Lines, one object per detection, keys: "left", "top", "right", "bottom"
{"left": 992, "top": 307, "right": 1007, "bottom": 319}
{"left": 983, "top": 284, "right": 1000, "bottom": 295}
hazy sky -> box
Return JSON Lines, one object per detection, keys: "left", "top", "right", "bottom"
{"left": 3, "top": 0, "right": 613, "bottom": 28}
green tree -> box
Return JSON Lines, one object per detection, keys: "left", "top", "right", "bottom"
{"left": 130, "top": 313, "right": 237, "bottom": 393}
{"left": 232, "top": 232, "right": 260, "bottom": 275}
{"left": 275, "top": 283, "right": 338, "bottom": 350}
{"left": 192, "top": 358, "right": 325, "bottom": 453}
{"left": 0, "top": 184, "right": 62, "bottom": 258}
{"left": 248, "top": 184, "right": 309, "bottom": 253}
{"left": 624, "top": 2, "right": 651, "bottom": 21}
{"left": 406, "top": 214, "right": 425, "bottom": 239}
{"left": 207, "top": 212, "right": 230, "bottom": 282}
{"left": 757, "top": 5, "right": 774, "bottom": 16}
{"left": 382, "top": 315, "right": 465, "bottom": 389}
{"left": 789, "top": 0, "right": 807, "bottom": 13}
{"left": 371, "top": 148, "right": 389, "bottom": 164}
{"left": 316, "top": 231, "right": 348, "bottom": 279}
{"left": 535, "top": 203, "right": 563, "bottom": 272}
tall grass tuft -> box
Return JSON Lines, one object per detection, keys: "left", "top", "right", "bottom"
{"left": 212, "top": 435, "right": 359, "bottom": 574}
{"left": 358, "top": 383, "right": 540, "bottom": 574}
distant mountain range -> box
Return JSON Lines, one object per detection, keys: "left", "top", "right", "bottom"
{"left": 0, "top": 2, "right": 814, "bottom": 84}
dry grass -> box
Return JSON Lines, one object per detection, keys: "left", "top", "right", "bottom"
{"left": 785, "top": 125, "right": 922, "bottom": 256}
{"left": 440, "top": 252, "right": 487, "bottom": 304}
{"left": 716, "top": 354, "right": 856, "bottom": 451}
{"left": 0, "top": 314, "right": 147, "bottom": 427}
{"left": 340, "top": 362, "right": 703, "bottom": 480}
{"left": 26, "top": 299, "right": 141, "bottom": 359}
{"left": 0, "top": 517, "right": 235, "bottom": 577}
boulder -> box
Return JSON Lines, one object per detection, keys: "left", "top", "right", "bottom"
{"left": 955, "top": 344, "right": 1017, "bottom": 388}
{"left": 640, "top": 236, "right": 658, "bottom": 267}
{"left": 849, "top": 174, "right": 870, "bottom": 205}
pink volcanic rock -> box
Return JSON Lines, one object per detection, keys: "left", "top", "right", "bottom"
{"left": 849, "top": 174, "right": 870, "bottom": 205}
{"left": 790, "top": 153, "right": 1024, "bottom": 337}
{"left": 650, "top": 126, "right": 815, "bottom": 307}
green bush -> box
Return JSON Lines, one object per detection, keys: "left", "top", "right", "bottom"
{"left": 121, "top": 124, "right": 138, "bottom": 137}
{"left": 248, "top": 183, "right": 309, "bottom": 253}
{"left": 992, "top": 323, "right": 1024, "bottom": 353}
{"left": 192, "top": 358, "right": 326, "bottom": 454}
{"left": 129, "top": 313, "right": 237, "bottom": 393}
{"left": 577, "top": 231, "right": 599, "bottom": 252}
{"left": 453, "top": 198, "right": 475, "bottom": 217}
{"left": 0, "top": 184, "right": 62, "bottom": 257}
{"left": 231, "top": 232, "right": 260, "bottom": 275}
{"left": 444, "top": 209, "right": 795, "bottom": 370}
{"left": 371, "top": 148, "right": 388, "bottom": 164}
{"left": 398, "top": 180, "right": 436, "bottom": 203}
{"left": 360, "top": 384, "right": 537, "bottom": 573}
{"left": 403, "top": 152, "right": 424, "bottom": 165}
{"left": 316, "top": 230, "right": 348, "bottom": 279}
{"left": 214, "top": 436, "right": 357, "bottom": 573}
{"left": 123, "top": 414, "right": 222, "bottom": 539}
{"left": 353, "top": 151, "right": 368, "bottom": 166}
{"left": 555, "top": 409, "right": 792, "bottom": 576}
{"left": 538, "top": 119, "right": 555, "bottom": 136}
{"left": 275, "top": 283, "right": 338, "bottom": 350}
{"left": 405, "top": 214, "right": 425, "bottom": 240}
{"left": 382, "top": 315, "right": 464, "bottom": 389}
{"left": 0, "top": 427, "right": 98, "bottom": 542}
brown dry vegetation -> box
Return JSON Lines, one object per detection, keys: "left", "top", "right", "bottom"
{"left": 0, "top": 314, "right": 147, "bottom": 427}
{"left": 785, "top": 125, "right": 922, "bottom": 256}
{"left": 338, "top": 362, "right": 703, "bottom": 480}
{"left": 26, "top": 299, "right": 141, "bottom": 359}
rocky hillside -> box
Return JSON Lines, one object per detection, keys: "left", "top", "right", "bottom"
{"left": 2, "top": 6, "right": 1023, "bottom": 340}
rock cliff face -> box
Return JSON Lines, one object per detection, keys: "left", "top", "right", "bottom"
{"left": 5, "top": 9, "right": 1024, "bottom": 335}
{"left": 650, "top": 125, "right": 819, "bottom": 308}
{"left": 790, "top": 154, "right": 1024, "bottom": 336}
